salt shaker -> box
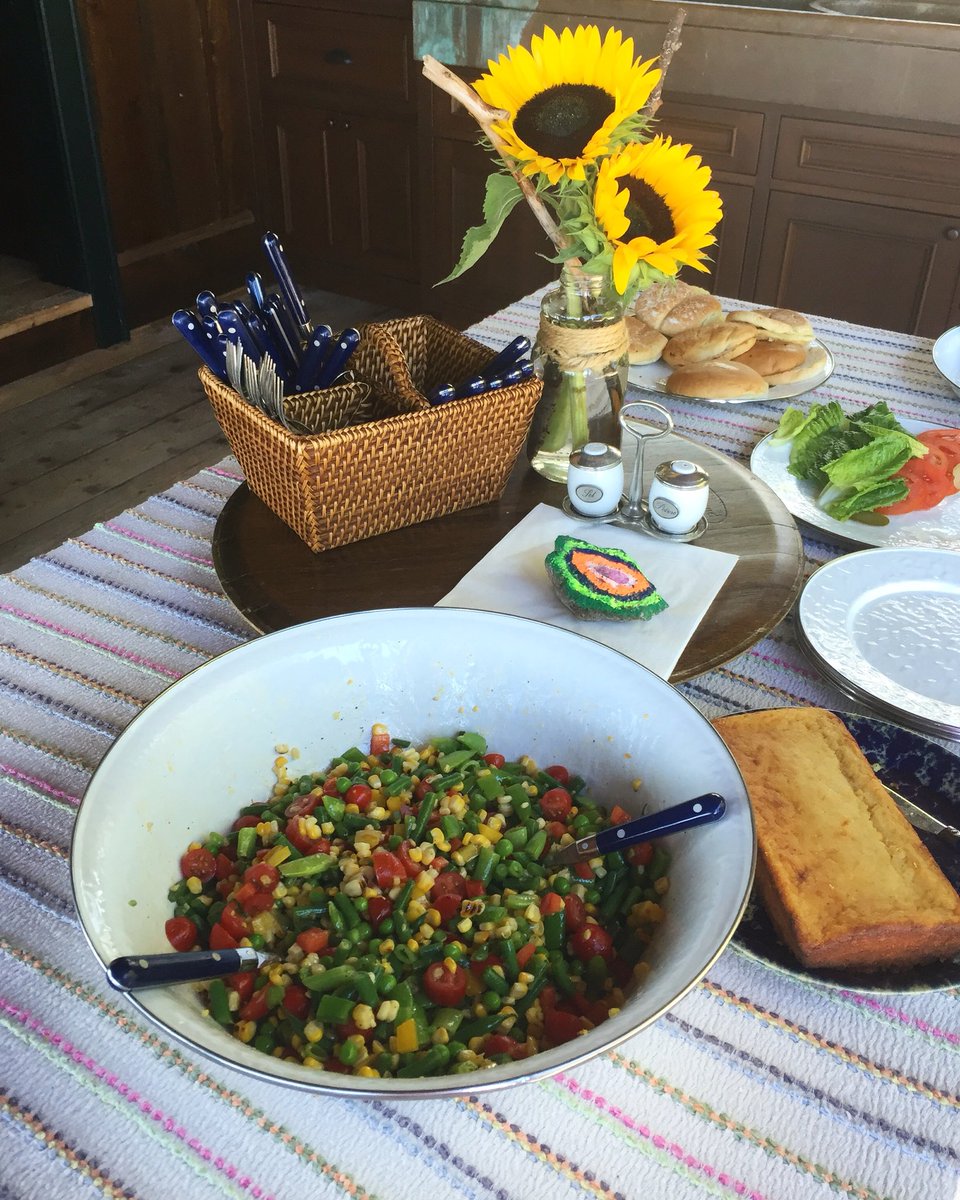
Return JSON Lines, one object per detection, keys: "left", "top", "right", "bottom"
{"left": 566, "top": 442, "right": 624, "bottom": 517}
{"left": 647, "top": 459, "right": 710, "bottom": 534}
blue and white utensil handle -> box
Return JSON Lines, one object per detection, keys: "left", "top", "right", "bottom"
{"left": 479, "top": 335, "right": 532, "bottom": 379}
{"left": 295, "top": 325, "right": 333, "bottom": 392}
{"left": 106, "top": 947, "right": 273, "bottom": 992}
{"left": 315, "top": 327, "right": 360, "bottom": 389}
{"left": 262, "top": 231, "right": 311, "bottom": 337}
{"left": 548, "top": 794, "right": 726, "bottom": 866}
{"left": 217, "top": 305, "right": 262, "bottom": 364}
{"left": 172, "top": 310, "right": 227, "bottom": 380}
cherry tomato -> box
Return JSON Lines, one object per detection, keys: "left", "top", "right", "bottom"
{"left": 430, "top": 870, "right": 468, "bottom": 901}
{"left": 483, "top": 753, "right": 505, "bottom": 768}
{"left": 238, "top": 985, "right": 270, "bottom": 1022}
{"left": 370, "top": 728, "right": 391, "bottom": 756}
{"left": 543, "top": 1006, "right": 585, "bottom": 1045}
{"left": 322, "top": 776, "right": 340, "bottom": 795}
{"left": 244, "top": 862, "right": 280, "bottom": 891}
{"left": 563, "top": 892, "right": 587, "bottom": 934}
{"left": 366, "top": 896, "right": 393, "bottom": 928}
{"left": 540, "top": 787, "right": 572, "bottom": 821}
{"left": 231, "top": 814, "right": 260, "bottom": 832}
{"left": 609, "top": 805, "right": 631, "bottom": 825}
{"left": 285, "top": 792, "right": 319, "bottom": 819}
{"left": 219, "top": 900, "right": 250, "bottom": 940}
{"left": 296, "top": 927, "right": 331, "bottom": 955}
{"left": 164, "top": 915, "right": 197, "bottom": 951}
{"left": 540, "top": 891, "right": 564, "bottom": 916}
{"left": 215, "top": 852, "right": 236, "bottom": 881}
{"left": 240, "top": 890, "right": 275, "bottom": 916}
{"left": 463, "top": 878, "right": 486, "bottom": 898}
{"left": 484, "top": 1034, "right": 529, "bottom": 1059}
{"left": 209, "top": 921, "right": 239, "bottom": 951}
{"left": 225, "top": 971, "right": 255, "bottom": 1003}
{"left": 545, "top": 821, "right": 567, "bottom": 841}
{"left": 432, "top": 892, "right": 461, "bottom": 923}
{"left": 345, "top": 783, "right": 373, "bottom": 811}
{"left": 396, "top": 841, "right": 423, "bottom": 878}
{"left": 284, "top": 815, "right": 324, "bottom": 855}
{"left": 572, "top": 923, "right": 614, "bottom": 962}
{"left": 422, "top": 961, "right": 467, "bottom": 1005}
{"left": 572, "top": 860, "right": 594, "bottom": 880}
{"left": 628, "top": 841, "right": 654, "bottom": 868}
{"left": 283, "top": 983, "right": 311, "bottom": 1021}
{"left": 545, "top": 764, "right": 569, "bottom": 785}
{"left": 179, "top": 846, "right": 216, "bottom": 882}
{"left": 372, "top": 849, "right": 407, "bottom": 890}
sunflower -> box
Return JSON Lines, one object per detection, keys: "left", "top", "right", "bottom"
{"left": 473, "top": 25, "right": 661, "bottom": 185}
{"left": 594, "top": 136, "right": 724, "bottom": 293}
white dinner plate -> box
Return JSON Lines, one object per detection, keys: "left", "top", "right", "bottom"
{"left": 628, "top": 338, "right": 835, "bottom": 405}
{"left": 932, "top": 325, "right": 960, "bottom": 398}
{"left": 750, "top": 418, "right": 960, "bottom": 549}
{"left": 797, "top": 546, "right": 960, "bottom": 741}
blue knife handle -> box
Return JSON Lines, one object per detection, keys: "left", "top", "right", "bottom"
{"left": 262, "top": 231, "right": 311, "bottom": 335}
{"left": 295, "top": 325, "right": 333, "bottom": 392}
{"left": 315, "top": 327, "right": 360, "bottom": 389}
{"left": 594, "top": 794, "right": 726, "bottom": 856}
{"left": 265, "top": 292, "right": 304, "bottom": 360}
{"left": 479, "top": 336, "right": 532, "bottom": 379}
{"left": 217, "top": 305, "right": 261, "bottom": 364}
{"left": 453, "top": 374, "right": 489, "bottom": 400}
{"left": 199, "top": 315, "right": 227, "bottom": 373}
{"left": 245, "top": 272, "right": 267, "bottom": 315}
{"left": 427, "top": 382, "right": 457, "bottom": 405}
{"left": 261, "top": 298, "right": 301, "bottom": 376}
{"left": 172, "top": 309, "right": 227, "bottom": 379}
{"left": 195, "top": 291, "right": 219, "bottom": 323}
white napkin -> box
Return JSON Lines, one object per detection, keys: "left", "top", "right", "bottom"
{"left": 436, "top": 502, "right": 739, "bottom": 679}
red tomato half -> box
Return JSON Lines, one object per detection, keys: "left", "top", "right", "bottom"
{"left": 366, "top": 896, "right": 393, "bottom": 928}
{"left": 483, "top": 753, "right": 505, "bottom": 768}
{"left": 283, "top": 983, "right": 311, "bottom": 1021}
{"left": 540, "top": 788, "right": 572, "bottom": 821}
{"left": 238, "top": 985, "right": 270, "bottom": 1023}
{"left": 219, "top": 900, "right": 251, "bottom": 940}
{"left": 284, "top": 816, "right": 325, "bottom": 855}
{"left": 572, "top": 923, "right": 614, "bottom": 962}
{"left": 396, "top": 841, "right": 423, "bottom": 878}
{"left": 225, "top": 971, "right": 255, "bottom": 1003}
{"left": 543, "top": 1006, "right": 585, "bottom": 1045}
{"left": 628, "top": 841, "right": 654, "bottom": 868}
{"left": 244, "top": 862, "right": 280, "bottom": 891}
{"left": 430, "top": 870, "right": 468, "bottom": 901}
{"left": 209, "top": 922, "right": 239, "bottom": 951}
{"left": 372, "top": 849, "right": 407, "bottom": 890}
{"left": 422, "top": 961, "right": 467, "bottom": 1005}
{"left": 484, "top": 1034, "right": 529, "bottom": 1059}
{"left": 345, "top": 784, "right": 373, "bottom": 811}
{"left": 285, "top": 792, "right": 320, "bottom": 819}
{"left": 370, "top": 728, "right": 391, "bottom": 756}
{"left": 432, "top": 892, "right": 461, "bottom": 923}
{"left": 164, "top": 916, "right": 197, "bottom": 951}
{"left": 563, "top": 892, "right": 586, "bottom": 934}
{"left": 545, "top": 764, "right": 569, "bottom": 785}
{"left": 179, "top": 846, "right": 216, "bottom": 882}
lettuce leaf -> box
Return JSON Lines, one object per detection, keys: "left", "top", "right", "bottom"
{"left": 819, "top": 476, "right": 909, "bottom": 520}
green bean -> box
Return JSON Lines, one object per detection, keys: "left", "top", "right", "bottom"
{"left": 301, "top": 964, "right": 363, "bottom": 994}
{"left": 481, "top": 966, "right": 509, "bottom": 996}
{"left": 409, "top": 792, "right": 437, "bottom": 845}
{"left": 332, "top": 892, "right": 360, "bottom": 929}
{"left": 278, "top": 852, "right": 336, "bottom": 878}
{"left": 397, "top": 1044, "right": 451, "bottom": 1077}
{"left": 473, "top": 845, "right": 496, "bottom": 885}
{"left": 207, "top": 978, "right": 232, "bottom": 1025}
{"left": 504, "top": 892, "right": 538, "bottom": 910}
{"left": 526, "top": 830, "right": 547, "bottom": 860}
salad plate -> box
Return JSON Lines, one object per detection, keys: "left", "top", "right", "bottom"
{"left": 797, "top": 546, "right": 960, "bottom": 741}
{"left": 734, "top": 710, "right": 960, "bottom": 993}
{"left": 628, "top": 337, "right": 834, "bottom": 405}
{"left": 750, "top": 417, "right": 960, "bottom": 548}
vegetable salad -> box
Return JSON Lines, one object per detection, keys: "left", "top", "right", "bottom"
{"left": 166, "top": 727, "right": 668, "bottom": 1079}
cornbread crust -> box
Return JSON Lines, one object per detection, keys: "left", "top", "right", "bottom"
{"left": 712, "top": 707, "right": 960, "bottom": 970}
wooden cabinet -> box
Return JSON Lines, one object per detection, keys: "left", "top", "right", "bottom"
{"left": 251, "top": 0, "right": 420, "bottom": 310}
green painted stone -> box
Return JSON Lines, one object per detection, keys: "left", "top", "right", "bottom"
{"left": 545, "top": 535, "right": 668, "bottom": 621}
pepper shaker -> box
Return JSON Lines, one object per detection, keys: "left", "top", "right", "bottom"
{"left": 566, "top": 442, "right": 624, "bottom": 517}
{"left": 647, "top": 460, "right": 710, "bottom": 535}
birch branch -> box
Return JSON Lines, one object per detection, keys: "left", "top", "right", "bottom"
{"left": 644, "top": 7, "right": 687, "bottom": 118}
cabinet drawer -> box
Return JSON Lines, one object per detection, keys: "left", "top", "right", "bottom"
{"left": 256, "top": 4, "right": 413, "bottom": 109}
{"left": 657, "top": 101, "right": 764, "bottom": 178}
{"left": 774, "top": 118, "right": 960, "bottom": 209}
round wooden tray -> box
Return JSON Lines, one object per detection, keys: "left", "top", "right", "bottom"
{"left": 212, "top": 431, "right": 804, "bottom": 683}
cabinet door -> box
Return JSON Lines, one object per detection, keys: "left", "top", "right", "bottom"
{"left": 266, "top": 108, "right": 419, "bottom": 289}
{"left": 756, "top": 191, "right": 960, "bottom": 337}
{"left": 686, "top": 180, "right": 753, "bottom": 300}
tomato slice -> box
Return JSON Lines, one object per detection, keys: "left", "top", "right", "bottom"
{"left": 164, "top": 915, "right": 197, "bottom": 951}
{"left": 432, "top": 892, "right": 461, "bottom": 923}
{"left": 284, "top": 815, "right": 325, "bottom": 855}
{"left": 366, "top": 896, "right": 393, "bottom": 928}
{"left": 422, "top": 961, "right": 467, "bottom": 1005}
{"left": 571, "top": 922, "right": 614, "bottom": 962}
{"left": 296, "top": 927, "right": 331, "bottom": 955}
{"left": 219, "top": 900, "right": 251, "bottom": 940}
{"left": 285, "top": 792, "right": 320, "bottom": 819}
{"left": 545, "top": 764, "right": 570, "bottom": 785}
{"left": 484, "top": 1033, "right": 529, "bottom": 1059}
{"left": 225, "top": 971, "right": 255, "bottom": 1003}
{"left": 563, "top": 892, "right": 586, "bottom": 934}
{"left": 396, "top": 841, "right": 423, "bottom": 878}
{"left": 628, "top": 841, "right": 654, "bottom": 868}
{"left": 483, "top": 753, "right": 505, "bottom": 768}
{"left": 540, "top": 787, "right": 572, "bottom": 821}
{"left": 238, "top": 985, "right": 270, "bottom": 1022}
{"left": 879, "top": 428, "right": 960, "bottom": 515}
{"left": 543, "top": 1005, "right": 585, "bottom": 1045}
{"left": 463, "top": 879, "right": 485, "bottom": 898}
{"left": 370, "top": 727, "right": 391, "bottom": 756}
{"left": 179, "top": 846, "right": 216, "bottom": 882}
{"left": 243, "top": 862, "right": 280, "bottom": 891}
{"left": 372, "top": 849, "right": 406, "bottom": 890}
{"left": 209, "top": 921, "right": 239, "bottom": 951}
{"left": 430, "top": 870, "right": 468, "bottom": 901}
{"left": 215, "top": 852, "right": 236, "bottom": 881}
{"left": 540, "top": 891, "right": 564, "bottom": 915}
{"left": 283, "top": 982, "right": 311, "bottom": 1021}
{"left": 516, "top": 941, "right": 537, "bottom": 969}
{"left": 231, "top": 814, "right": 260, "bottom": 832}
{"left": 344, "top": 783, "right": 373, "bottom": 811}
{"left": 609, "top": 805, "right": 631, "bottom": 825}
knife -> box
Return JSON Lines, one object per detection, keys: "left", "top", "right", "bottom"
{"left": 171, "top": 309, "right": 227, "bottom": 380}
{"left": 885, "top": 784, "right": 960, "bottom": 847}
{"left": 315, "top": 327, "right": 360, "bottom": 389}
{"left": 262, "top": 231, "right": 312, "bottom": 339}
{"left": 295, "top": 324, "right": 333, "bottom": 392}
{"left": 478, "top": 335, "right": 532, "bottom": 379}
{"left": 545, "top": 793, "right": 726, "bottom": 867}
{"left": 217, "top": 305, "right": 262, "bottom": 365}
{"left": 106, "top": 946, "right": 276, "bottom": 992}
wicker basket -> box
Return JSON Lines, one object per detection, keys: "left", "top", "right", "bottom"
{"left": 201, "top": 316, "right": 542, "bottom": 552}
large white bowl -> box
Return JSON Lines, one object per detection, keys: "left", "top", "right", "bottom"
{"left": 72, "top": 608, "right": 754, "bottom": 1097}
{"left": 932, "top": 325, "right": 960, "bottom": 399}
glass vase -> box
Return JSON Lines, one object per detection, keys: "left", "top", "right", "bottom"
{"left": 526, "top": 268, "right": 630, "bottom": 482}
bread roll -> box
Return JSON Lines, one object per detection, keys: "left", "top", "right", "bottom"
{"left": 662, "top": 321, "right": 757, "bottom": 368}
{"left": 632, "top": 280, "right": 706, "bottom": 332}
{"left": 712, "top": 707, "right": 960, "bottom": 970}
{"left": 732, "top": 339, "right": 806, "bottom": 377}
{"left": 762, "top": 344, "right": 829, "bottom": 385}
{"left": 665, "top": 359, "right": 768, "bottom": 399}
{"left": 727, "top": 307, "right": 814, "bottom": 344}
{"left": 625, "top": 316, "right": 668, "bottom": 365}
{"left": 659, "top": 293, "right": 724, "bottom": 337}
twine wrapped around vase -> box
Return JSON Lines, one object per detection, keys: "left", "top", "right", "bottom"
{"left": 535, "top": 316, "right": 630, "bottom": 377}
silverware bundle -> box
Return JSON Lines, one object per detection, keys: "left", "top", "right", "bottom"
{"left": 172, "top": 232, "right": 361, "bottom": 435}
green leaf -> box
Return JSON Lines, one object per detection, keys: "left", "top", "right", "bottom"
{"left": 437, "top": 173, "right": 525, "bottom": 284}
{"left": 820, "top": 476, "right": 909, "bottom": 520}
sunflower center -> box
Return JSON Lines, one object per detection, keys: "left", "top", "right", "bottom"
{"left": 622, "top": 179, "right": 676, "bottom": 245}
{"left": 514, "top": 84, "right": 614, "bottom": 160}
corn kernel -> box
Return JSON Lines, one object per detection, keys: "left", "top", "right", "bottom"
{"left": 408, "top": 846, "right": 424, "bottom": 864}
{"left": 352, "top": 1004, "right": 376, "bottom": 1030}
{"left": 321, "top": 821, "right": 335, "bottom": 836}
{"left": 379, "top": 939, "right": 395, "bottom": 954}
{"left": 304, "top": 1020, "right": 325, "bottom": 1043}
{"left": 406, "top": 901, "right": 426, "bottom": 921}
{"left": 187, "top": 840, "right": 202, "bottom": 851}
{"left": 376, "top": 999, "right": 400, "bottom": 1022}
{"left": 236, "top": 1021, "right": 257, "bottom": 1044}
{"left": 477, "top": 822, "right": 502, "bottom": 844}
{"left": 342, "top": 878, "right": 363, "bottom": 897}
{"left": 386, "top": 795, "right": 404, "bottom": 812}
{"left": 185, "top": 876, "right": 202, "bottom": 895}
{"left": 424, "top": 908, "right": 442, "bottom": 927}
{"left": 655, "top": 877, "right": 670, "bottom": 896}
{"left": 432, "top": 1027, "right": 450, "bottom": 1045}
{"left": 356, "top": 1066, "right": 380, "bottom": 1078}
{"left": 456, "top": 917, "right": 473, "bottom": 934}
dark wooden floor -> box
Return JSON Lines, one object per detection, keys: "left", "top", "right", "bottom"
{"left": 0, "top": 290, "right": 399, "bottom": 573}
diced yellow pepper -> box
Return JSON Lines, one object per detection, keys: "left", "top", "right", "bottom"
{"left": 395, "top": 1018, "right": 418, "bottom": 1053}
{"left": 477, "top": 822, "right": 502, "bottom": 843}
{"left": 265, "top": 844, "right": 292, "bottom": 867}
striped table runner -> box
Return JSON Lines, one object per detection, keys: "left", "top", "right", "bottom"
{"left": 0, "top": 293, "right": 957, "bottom": 1200}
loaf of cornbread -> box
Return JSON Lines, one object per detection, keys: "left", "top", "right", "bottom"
{"left": 712, "top": 707, "right": 960, "bottom": 970}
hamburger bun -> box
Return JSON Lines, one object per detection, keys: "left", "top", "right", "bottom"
{"left": 763, "top": 344, "right": 829, "bottom": 385}
{"left": 666, "top": 359, "right": 768, "bottom": 400}
{"left": 727, "top": 307, "right": 815, "bottom": 343}
{"left": 632, "top": 279, "right": 706, "bottom": 332}
{"left": 732, "top": 338, "right": 807, "bottom": 377}
{"left": 662, "top": 320, "right": 757, "bottom": 368}
{"left": 625, "top": 316, "right": 668, "bottom": 365}
{"left": 659, "top": 293, "right": 724, "bottom": 337}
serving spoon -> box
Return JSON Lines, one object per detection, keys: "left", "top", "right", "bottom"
{"left": 106, "top": 946, "right": 276, "bottom": 993}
